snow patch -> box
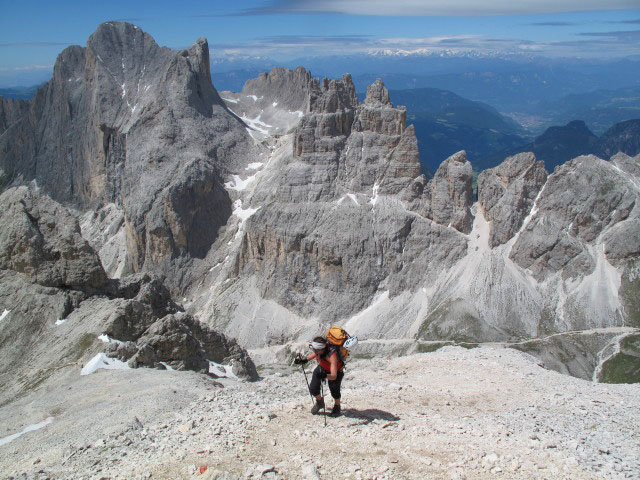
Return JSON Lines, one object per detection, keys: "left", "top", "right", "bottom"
{"left": 272, "top": 102, "right": 278, "bottom": 107}
{"left": 221, "top": 97, "right": 238, "bottom": 104}
{"left": 159, "top": 362, "right": 175, "bottom": 371}
{"left": 233, "top": 200, "right": 261, "bottom": 238}
{"left": 98, "top": 334, "right": 124, "bottom": 345}
{"left": 0, "top": 417, "right": 54, "bottom": 447}
{"left": 0, "top": 309, "right": 10, "bottom": 322}
{"left": 225, "top": 174, "right": 257, "bottom": 192}
{"left": 240, "top": 114, "right": 272, "bottom": 135}
{"left": 208, "top": 361, "right": 236, "bottom": 379}
{"left": 233, "top": 199, "right": 260, "bottom": 222}
{"left": 246, "top": 162, "right": 264, "bottom": 171}
{"left": 337, "top": 194, "right": 360, "bottom": 207}
{"left": 369, "top": 183, "right": 380, "bottom": 206}
{"left": 55, "top": 318, "right": 68, "bottom": 326}
{"left": 81, "top": 353, "right": 130, "bottom": 376}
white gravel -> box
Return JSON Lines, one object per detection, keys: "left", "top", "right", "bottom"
{"left": 0, "top": 346, "right": 638, "bottom": 479}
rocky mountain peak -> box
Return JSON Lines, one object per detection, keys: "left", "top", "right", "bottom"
{"left": 0, "top": 22, "right": 256, "bottom": 288}
{"left": 241, "top": 66, "right": 315, "bottom": 113}
{"left": 309, "top": 73, "right": 357, "bottom": 114}
{"left": 0, "top": 186, "right": 108, "bottom": 291}
{"left": 425, "top": 150, "right": 474, "bottom": 233}
{"left": 88, "top": 21, "right": 156, "bottom": 57}
{"left": 364, "top": 78, "right": 391, "bottom": 106}
{"left": 478, "top": 152, "right": 548, "bottom": 247}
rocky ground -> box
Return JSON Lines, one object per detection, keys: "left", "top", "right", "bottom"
{"left": 1, "top": 346, "right": 639, "bottom": 480}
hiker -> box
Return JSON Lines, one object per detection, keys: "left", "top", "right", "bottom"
{"left": 295, "top": 336, "right": 344, "bottom": 417}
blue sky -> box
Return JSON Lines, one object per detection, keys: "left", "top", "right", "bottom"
{"left": 1, "top": 0, "right": 639, "bottom": 84}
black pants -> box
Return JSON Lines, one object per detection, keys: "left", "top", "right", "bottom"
{"left": 309, "top": 365, "right": 344, "bottom": 399}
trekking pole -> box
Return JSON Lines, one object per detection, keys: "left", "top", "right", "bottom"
{"left": 321, "top": 380, "right": 327, "bottom": 427}
{"left": 297, "top": 355, "right": 314, "bottom": 406}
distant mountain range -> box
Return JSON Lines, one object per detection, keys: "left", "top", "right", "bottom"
{"left": 533, "top": 86, "right": 640, "bottom": 135}
{"left": 209, "top": 53, "right": 640, "bottom": 114}
{"left": 0, "top": 84, "right": 43, "bottom": 100}
{"left": 380, "top": 88, "right": 531, "bottom": 175}
{"left": 490, "top": 119, "right": 640, "bottom": 172}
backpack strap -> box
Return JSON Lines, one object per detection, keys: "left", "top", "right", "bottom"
{"left": 328, "top": 346, "right": 346, "bottom": 371}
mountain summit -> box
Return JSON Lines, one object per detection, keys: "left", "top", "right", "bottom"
{"left": 1, "top": 21, "right": 257, "bottom": 285}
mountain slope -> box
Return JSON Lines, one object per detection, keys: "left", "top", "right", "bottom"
{"left": 598, "top": 119, "right": 640, "bottom": 159}
{"left": 1, "top": 348, "right": 639, "bottom": 478}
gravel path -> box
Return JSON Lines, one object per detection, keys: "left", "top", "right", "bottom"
{"left": 1, "top": 346, "right": 639, "bottom": 479}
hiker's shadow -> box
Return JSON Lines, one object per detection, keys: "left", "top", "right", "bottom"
{"left": 340, "top": 408, "right": 400, "bottom": 425}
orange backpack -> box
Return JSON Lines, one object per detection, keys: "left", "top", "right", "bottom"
{"left": 326, "top": 325, "right": 351, "bottom": 362}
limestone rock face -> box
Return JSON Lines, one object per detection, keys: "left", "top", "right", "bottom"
{"left": 2, "top": 24, "right": 639, "bottom": 375}
{"left": 364, "top": 79, "right": 391, "bottom": 106}
{"left": 0, "top": 98, "right": 29, "bottom": 133}
{"left": 411, "top": 150, "right": 474, "bottom": 234}
{"left": 509, "top": 155, "right": 638, "bottom": 280}
{"left": 0, "top": 187, "right": 107, "bottom": 291}
{"left": 0, "top": 188, "right": 258, "bottom": 404}
{"left": 478, "top": 152, "right": 548, "bottom": 247}
{"left": 0, "top": 22, "right": 256, "bottom": 289}
{"left": 220, "top": 76, "right": 468, "bottom": 325}
{"left": 281, "top": 75, "right": 420, "bottom": 203}
{"left": 241, "top": 66, "right": 314, "bottom": 114}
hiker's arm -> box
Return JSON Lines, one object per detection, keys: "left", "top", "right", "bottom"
{"left": 327, "top": 355, "right": 338, "bottom": 381}
{"left": 306, "top": 352, "right": 317, "bottom": 362}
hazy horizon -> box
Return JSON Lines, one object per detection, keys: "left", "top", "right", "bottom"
{"left": 1, "top": 1, "right": 639, "bottom": 87}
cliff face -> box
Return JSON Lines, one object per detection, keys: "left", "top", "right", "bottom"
{"left": 0, "top": 22, "right": 257, "bottom": 286}
{"left": 220, "top": 75, "right": 470, "bottom": 333}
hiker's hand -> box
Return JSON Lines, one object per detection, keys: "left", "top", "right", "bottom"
{"left": 294, "top": 357, "right": 308, "bottom": 365}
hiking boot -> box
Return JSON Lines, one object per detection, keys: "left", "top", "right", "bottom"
{"left": 329, "top": 404, "right": 341, "bottom": 417}
{"left": 311, "top": 399, "right": 325, "bottom": 415}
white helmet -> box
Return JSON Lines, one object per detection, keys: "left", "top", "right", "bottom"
{"left": 343, "top": 336, "right": 358, "bottom": 349}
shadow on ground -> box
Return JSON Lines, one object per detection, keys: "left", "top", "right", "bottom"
{"left": 340, "top": 408, "right": 400, "bottom": 424}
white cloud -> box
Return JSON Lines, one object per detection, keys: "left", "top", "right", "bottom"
{"left": 0, "top": 64, "right": 53, "bottom": 73}
{"left": 243, "top": 0, "right": 639, "bottom": 16}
